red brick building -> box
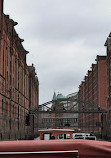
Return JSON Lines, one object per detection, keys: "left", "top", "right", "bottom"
{"left": 0, "top": 0, "right": 39, "bottom": 140}
{"left": 78, "top": 56, "right": 107, "bottom": 136}
{"left": 105, "top": 36, "right": 111, "bottom": 138}
{"left": 28, "top": 65, "right": 39, "bottom": 139}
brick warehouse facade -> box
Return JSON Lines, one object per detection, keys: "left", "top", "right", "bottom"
{"left": 105, "top": 35, "right": 111, "bottom": 138}
{"left": 0, "top": 0, "right": 39, "bottom": 140}
{"left": 78, "top": 34, "right": 111, "bottom": 139}
{"left": 78, "top": 56, "right": 107, "bottom": 136}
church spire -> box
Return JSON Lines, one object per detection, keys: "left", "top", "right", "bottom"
{"left": 52, "top": 91, "right": 57, "bottom": 101}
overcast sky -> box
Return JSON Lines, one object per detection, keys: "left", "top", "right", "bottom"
{"left": 4, "top": 0, "right": 111, "bottom": 104}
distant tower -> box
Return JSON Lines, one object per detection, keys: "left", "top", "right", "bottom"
{"left": 52, "top": 91, "right": 57, "bottom": 101}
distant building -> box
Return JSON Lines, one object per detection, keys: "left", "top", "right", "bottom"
{"left": 39, "top": 92, "right": 78, "bottom": 130}
{"left": 65, "top": 92, "right": 78, "bottom": 130}
{"left": 51, "top": 92, "right": 67, "bottom": 128}
{"left": 41, "top": 92, "right": 78, "bottom": 130}
{"left": 28, "top": 64, "right": 39, "bottom": 139}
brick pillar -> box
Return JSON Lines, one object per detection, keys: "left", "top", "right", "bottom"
{"left": 0, "top": 0, "right": 3, "bottom": 37}
{"left": 0, "top": 0, "right": 3, "bottom": 74}
{"left": 70, "top": 133, "right": 72, "bottom": 139}
{"left": 40, "top": 132, "right": 43, "bottom": 140}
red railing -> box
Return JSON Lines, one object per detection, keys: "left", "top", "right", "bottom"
{"left": 0, "top": 139, "right": 111, "bottom": 158}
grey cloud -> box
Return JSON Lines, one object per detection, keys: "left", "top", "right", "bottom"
{"left": 4, "top": 0, "right": 111, "bottom": 103}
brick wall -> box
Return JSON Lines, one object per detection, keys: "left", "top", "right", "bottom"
{"left": 0, "top": 1, "right": 39, "bottom": 140}
{"left": 105, "top": 37, "right": 111, "bottom": 138}
{"left": 78, "top": 56, "right": 107, "bottom": 135}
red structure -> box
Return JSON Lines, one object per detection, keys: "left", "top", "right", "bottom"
{"left": 78, "top": 56, "right": 107, "bottom": 136}
{"left": 0, "top": 0, "right": 39, "bottom": 140}
{"left": 39, "top": 129, "right": 74, "bottom": 140}
{"left": 0, "top": 140, "right": 110, "bottom": 158}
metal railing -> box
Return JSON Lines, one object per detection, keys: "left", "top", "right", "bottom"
{"left": 0, "top": 150, "right": 79, "bottom": 158}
